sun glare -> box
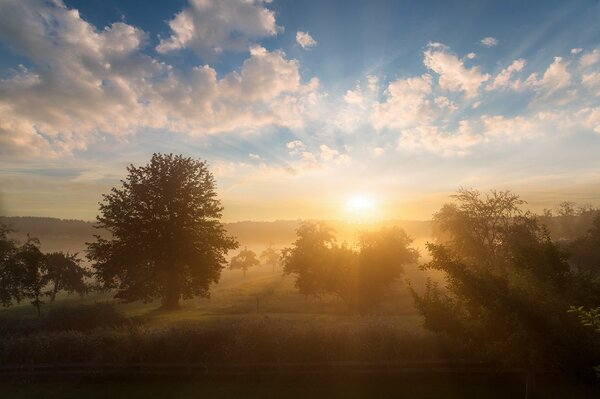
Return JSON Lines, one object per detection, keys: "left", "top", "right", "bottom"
{"left": 345, "top": 195, "right": 377, "bottom": 220}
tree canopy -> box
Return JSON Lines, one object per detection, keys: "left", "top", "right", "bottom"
{"left": 282, "top": 221, "right": 418, "bottom": 313}
{"left": 230, "top": 246, "right": 259, "bottom": 276}
{"left": 411, "top": 188, "right": 595, "bottom": 395}
{"left": 87, "top": 153, "right": 238, "bottom": 309}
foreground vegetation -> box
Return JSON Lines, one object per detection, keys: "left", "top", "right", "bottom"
{"left": 2, "top": 374, "right": 600, "bottom": 399}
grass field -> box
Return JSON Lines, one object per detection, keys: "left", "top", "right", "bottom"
{"left": 0, "top": 260, "right": 430, "bottom": 322}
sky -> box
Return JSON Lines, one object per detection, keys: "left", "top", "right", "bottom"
{"left": 0, "top": 0, "right": 599, "bottom": 222}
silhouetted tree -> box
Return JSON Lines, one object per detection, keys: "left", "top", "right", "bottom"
{"left": 44, "top": 252, "right": 90, "bottom": 301}
{"left": 0, "top": 222, "right": 20, "bottom": 306}
{"left": 353, "top": 227, "right": 419, "bottom": 312}
{"left": 260, "top": 244, "right": 281, "bottom": 272}
{"left": 282, "top": 221, "right": 337, "bottom": 297}
{"left": 230, "top": 246, "right": 259, "bottom": 276}
{"left": 14, "top": 237, "right": 47, "bottom": 316}
{"left": 411, "top": 188, "right": 586, "bottom": 398}
{"left": 569, "top": 214, "right": 600, "bottom": 277}
{"left": 87, "top": 153, "right": 238, "bottom": 309}
{"left": 569, "top": 306, "right": 600, "bottom": 377}
{"left": 283, "top": 222, "right": 418, "bottom": 313}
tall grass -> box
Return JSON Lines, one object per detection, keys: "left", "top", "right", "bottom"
{"left": 0, "top": 313, "right": 442, "bottom": 365}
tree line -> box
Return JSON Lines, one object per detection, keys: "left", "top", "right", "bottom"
{"left": 0, "top": 226, "right": 89, "bottom": 315}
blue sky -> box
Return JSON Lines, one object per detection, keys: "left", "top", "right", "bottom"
{"left": 0, "top": 0, "right": 599, "bottom": 221}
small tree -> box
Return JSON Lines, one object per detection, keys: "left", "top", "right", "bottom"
{"left": 282, "top": 221, "right": 337, "bottom": 297}
{"left": 0, "top": 222, "right": 20, "bottom": 306}
{"left": 230, "top": 247, "right": 259, "bottom": 276}
{"left": 87, "top": 153, "right": 238, "bottom": 309}
{"left": 354, "top": 227, "right": 419, "bottom": 312}
{"left": 14, "top": 237, "right": 47, "bottom": 315}
{"left": 44, "top": 252, "right": 90, "bottom": 301}
{"left": 260, "top": 244, "right": 281, "bottom": 272}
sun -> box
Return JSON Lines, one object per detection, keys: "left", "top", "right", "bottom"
{"left": 345, "top": 194, "right": 377, "bottom": 220}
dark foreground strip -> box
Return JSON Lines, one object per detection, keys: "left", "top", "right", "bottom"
{"left": 0, "top": 361, "right": 525, "bottom": 378}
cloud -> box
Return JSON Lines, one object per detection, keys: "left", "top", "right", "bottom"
{"left": 372, "top": 74, "right": 433, "bottom": 130}
{"left": 571, "top": 48, "right": 583, "bottom": 55}
{"left": 343, "top": 87, "right": 364, "bottom": 106}
{"left": 249, "top": 153, "right": 261, "bottom": 160}
{"left": 156, "top": 0, "right": 279, "bottom": 59}
{"left": 0, "top": 1, "right": 323, "bottom": 159}
{"left": 466, "top": 52, "right": 477, "bottom": 59}
{"left": 480, "top": 37, "right": 498, "bottom": 47}
{"left": 580, "top": 49, "right": 600, "bottom": 67}
{"left": 296, "top": 31, "right": 317, "bottom": 49}
{"left": 434, "top": 96, "right": 457, "bottom": 111}
{"left": 424, "top": 43, "right": 490, "bottom": 97}
{"left": 526, "top": 56, "right": 570, "bottom": 93}
{"left": 486, "top": 58, "right": 526, "bottom": 90}
{"left": 319, "top": 144, "right": 351, "bottom": 165}
{"left": 397, "top": 122, "right": 481, "bottom": 157}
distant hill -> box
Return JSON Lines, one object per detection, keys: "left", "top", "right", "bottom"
{"left": 0, "top": 216, "right": 433, "bottom": 254}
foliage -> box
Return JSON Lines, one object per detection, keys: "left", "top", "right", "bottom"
{"left": 229, "top": 246, "right": 260, "bottom": 276}
{"left": 412, "top": 189, "right": 592, "bottom": 376}
{"left": 260, "top": 244, "right": 281, "bottom": 272}
{"left": 0, "top": 222, "right": 20, "bottom": 306}
{"left": 282, "top": 222, "right": 418, "bottom": 313}
{"left": 0, "top": 221, "right": 91, "bottom": 313}
{"left": 87, "top": 153, "right": 238, "bottom": 309}
{"left": 44, "top": 252, "right": 91, "bottom": 301}
{"left": 569, "top": 306, "right": 600, "bottom": 376}
{"left": 282, "top": 222, "right": 337, "bottom": 297}
{"left": 569, "top": 214, "right": 600, "bottom": 277}
{"left": 12, "top": 237, "right": 47, "bottom": 315}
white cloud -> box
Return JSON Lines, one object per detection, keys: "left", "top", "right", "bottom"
{"left": 296, "top": 31, "right": 317, "bottom": 49}
{"left": 287, "top": 140, "right": 306, "bottom": 152}
{"left": 486, "top": 58, "right": 526, "bottom": 90}
{"left": 466, "top": 52, "right": 477, "bottom": 60}
{"left": 249, "top": 153, "right": 261, "bottom": 160}
{"left": 582, "top": 72, "right": 600, "bottom": 87}
{"left": 0, "top": 1, "right": 323, "bottom": 158}
{"left": 481, "top": 37, "right": 498, "bottom": 47}
{"left": 343, "top": 87, "right": 364, "bottom": 106}
{"left": 434, "top": 96, "right": 457, "bottom": 111}
{"left": 526, "top": 56, "right": 570, "bottom": 93}
{"left": 372, "top": 74, "right": 433, "bottom": 130}
{"left": 580, "top": 49, "right": 600, "bottom": 67}
{"left": 156, "top": 0, "right": 279, "bottom": 59}
{"left": 571, "top": 48, "right": 583, "bottom": 55}
{"left": 424, "top": 43, "right": 490, "bottom": 97}
{"left": 397, "top": 122, "right": 481, "bottom": 157}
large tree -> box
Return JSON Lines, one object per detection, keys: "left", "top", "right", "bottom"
{"left": 87, "top": 153, "right": 238, "bottom": 309}
{"left": 411, "top": 189, "right": 592, "bottom": 398}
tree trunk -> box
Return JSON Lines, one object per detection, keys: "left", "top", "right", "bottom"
{"left": 525, "top": 367, "right": 536, "bottom": 399}
{"left": 51, "top": 282, "right": 59, "bottom": 302}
